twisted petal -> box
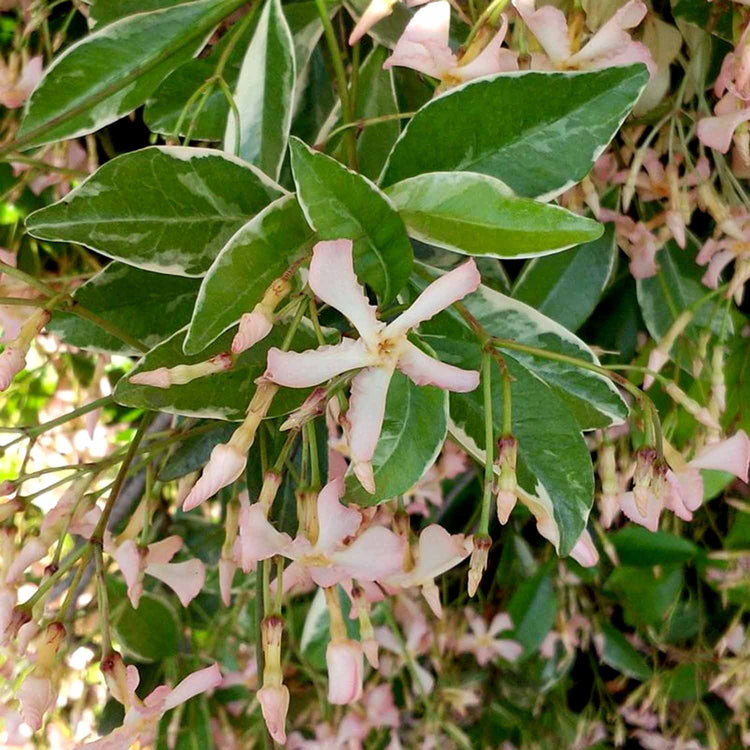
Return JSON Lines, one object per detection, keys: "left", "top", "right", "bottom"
{"left": 569, "top": 529, "right": 599, "bottom": 568}
{"left": 347, "top": 366, "right": 394, "bottom": 493}
{"left": 691, "top": 430, "right": 750, "bottom": 482}
{"left": 512, "top": 0, "right": 571, "bottom": 66}
{"left": 619, "top": 490, "right": 662, "bottom": 532}
{"left": 182, "top": 443, "right": 247, "bottom": 512}
{"left": 5, "top": 538, "right": 47, "bottom": 584}
{"left": 309, "top": 240, "right": 381, "bottom": 344}
{"left": 145, "top": 535, "right": 182, "bottom": 565}
{"left": 349, "top": 0, "right": 396, "bottom": 45}
{"left": 382, "top": 0, "right": 456, "bottom": 79}
{"left": 18, "top": 675, "right": 56, "bottom": 731}
{"left": 258, "top": 685, "right": 290, "bottom": 745}
{"left": 702, "top": 249, "right": 735, "bottom": 288}
{"left": 146, "top": 559, "right": 205, "bottom": 607}
{"left": 128, "top": 367, "right": 171, "bottom": 388}
{"left": 231, "top": 308, "right": 273, "bottom": 354}
{"left": 238, "top": 503, "right": 292, "bottom": 570}
{"left": 265, "top": 338, "right": 372, "bottom": 388}
{"left": 386, "top": 260, "right": 480, "bottom": 338}
{"left": 697, "top": 107, "right": 750, "bottom": 153}
{"left": 113, "top": 539, "right": 144, "bottom": 608}
{"left": 397, "top": 341, "right": 479, "bottom": 392}
{"left": 326, "top": 640, "right": 364, "bottom": 705}
{"left": 163, "top": 663, "right": 223, "bottom": 712}
{"left": 315, "top": 478, "right": 361, "bottom": 553}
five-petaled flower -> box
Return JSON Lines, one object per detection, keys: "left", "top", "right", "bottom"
{"left": 264, "top": 239, "right": 481, "bottom": 493}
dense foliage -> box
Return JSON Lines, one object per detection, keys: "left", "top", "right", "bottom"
{"left": 0, "top": 0, "right": 749, "bottom": 748}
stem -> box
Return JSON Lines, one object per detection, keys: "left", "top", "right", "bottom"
{"left": 90, "top": 414, "right": 153, "bottom": 544}
{"left": 479, "top": 352, "right": 493, "bottom": 535}
{"left": 306, "top": 421, "right": 320, "bottom": 489}
{"left": 19, "top": 544, "right": 88, "bottom": 612}
{"left": 501, "top": 364, "right": 512, "bottom": 435}
{"left": 320, "top": 112, "right": 416, "bottom": 146}
{"left": 94, "top": 544, "right": 113, "bottom": 659}
{"left": 465, "top": 0, "right": 509, "bottom": 47}
{"left": 313, "top": 0, "right": 357, "bottom": 168}
{"left": 66, "top": 302, "right": 148, "bottom": 352}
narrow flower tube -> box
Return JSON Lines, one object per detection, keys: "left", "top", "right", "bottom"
{"left": 129, "top": 352, "right": 232, "bottom": 389}
{"left": 467, "top": 534, "right": 491, "bottom": 597}
{"left": 643, "top": 310, "right": 693, "bottom": 389}
{"left": 495, "top": 435, "right": 518, "bottom": 524}
{"left": 664, "top": 382, "right": 721, "bottom": 430}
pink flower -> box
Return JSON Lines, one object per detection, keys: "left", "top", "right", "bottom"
{"left": 569, "top": 529, "right": 599, "bottom": 567}
{"left": 17, "top": 674, "right": 56, "bottom": 731}
{"left": 81, "top": 663, "right": 222, "bottom": 749}
{"left": 386, "top": 524, "right": 472, "bottom": 617}
{"left": 257, "top": 685, "right": 290, "bottom": 745}
{"left": 383, "top": 1, "right": 517, "bottom": 85}
{"left": 697, "top": 94, "right": 750, "bottom": 154}
{"left": 456, "top": 609, "right": 522, "bottom": 666}
{"left": 109, "top": 535, "right": 205, "bottom": 608}
{"left": 513, "top": 0, "right": 655, "bottom": 74}
{"left": 182, "top": 443, "right": 247, "bottom": 511}
{"left": 238, "top": 478, "right": 405, "bottom": 587}
{"left": 232, "top": 309, "right": 273, "bottom": 354}
{"left": 0, "top": 345, "right": 26, "bottom": 391}
{"left": 0, "top": 54, "right": 42, "bottom": 109}
{"left": 349, "top": 0, "right": 431, "bottom": 45}
{"left": 326, "top": 639, "right": 364, "bottom": 705}
{"left": 692, "top": 430, "right": 750, "bottom": 481}
{"left": 265, "top": 240, "right": 480, "bottom": 493}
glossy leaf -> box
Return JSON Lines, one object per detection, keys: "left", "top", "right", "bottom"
{"left": 224, "top": 0, "right": 295, "bottom": 180}
{"left": 508, "top": 566, "right": 557, "bottom": 657}
{"left": 353, "top": 46, "right": 400, "bottom": 181}
{"left": 184, "top": 193, "right": 314, "bottom": 354}
{"left": 610, "top": 526, "right": 699, "bottom": 567}
{"left": 159, "top": 421, "right": 236, "bottom": 480}
{"left": 416, "top": 266, "right": 628, "bottom": 430}
{"left": 346, "top": 370, "right": 448, "bottom": 505}
{"left": 599, "top": 623, "right": 652, "bottom": 680}
{"left": 47, "top": 262, "right": 200, "bottom": 356}
{"left": 17, "top": 0, "right": 243, "bottom": 147}
{"left": 114, "top": 322, "right": 322, "bottom": 420}
{"left": 289, "top": 136, "right": 413, "bottom": 303}
{"left": 379, "top": 66, "right": 649, "bottom": 198}
{"left": 89, "top": 0, "right": 182, "bottom": 26}
{"left": 512, "top": 222, "right": 617, "bottom": 331}
{"left": 26, "top": 146, "right": 283, "bottom": 277}
{"left": 386, "top": 172, "right": 604, "bottom": 259}
{"left": 111, "top": 590, "right": 181, "bottom": 662}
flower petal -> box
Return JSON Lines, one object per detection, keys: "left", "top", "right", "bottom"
{"left": 315, "top": 478, "right": 361, "bottom": 552}
{"left": 329, "top": 526, "right": 406, "bottom": 581}
{"left": 145, "top": 535, "right": 183, "bottom": 565}
{"left": 349, "top": 0, "right": 396, "bottom": 45}
{"left": 146, "top": 559, "right": 205, "bottom": 607}
{"left": 238, "top": 502, "right": 293, "bottom": 571}
{"left": 697, "top": 107, "right": 750, "bottom": 154}
{"left": 162, "top": 663, "right": 223, "bottom": 712}
{"left": 347, "top": 366, "right": 394, "bottom": 493}
{"left": 326, "top": 640, "right": 364, "bottom": 705}
{"left": 382, "top": 0, "right": 456, "bottom": 80}
{"left": 691, "top": 430, "right": 750, "bottom": 482}
{"left": 386, "top": 260, "right": 480, "bottom": 338}
{"left": 512, "top": 0, "right": 571, "bottom": 66}
{"left": 309, "top": 239, "right": 381, "bottom": 344}
{"left": 265, "top": 338, "right": 372, "bottom": 388}
{"left": 456, "top": 15, "right": 519, "bottom": 80}
{"left": 397, "top": 341, "right": 479, "bottom": 392}
{"left": 182, "top": 443, "right": 247, "bottom": 512}
{"left": 569, "top": 529, "right": 599, "bottom": 567}
{"left": 258, "top": 685, "right": 290, "bottom": 745}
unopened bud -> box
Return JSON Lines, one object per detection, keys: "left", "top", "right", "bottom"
{"left": 644, "top": 310, "right": 692, "bottom": 389}
{"left": 258, "top": 471, "right": 282, "bottom": 514}
{"left": 37, "top": 622, "right": 65, "bottom": 670}
{"left": 101, "top": 651, "right": 130, "bottom": 706}
{"left": 598, "top": 443, "right": 620, "bottom": 527}
{"left": 279, "top": 387, "right": 327, "bottom": 431}
{"left": 129, "top": 352, "right": 233, "bottom": 389}
{"left": 232, "top": 277, "right": 292, "bottom": 354}
{"left": 468, "top": 534, "right": 491, "bottom": 597}
{"left": 664, "top": 382, "right": 720, "bottom": 430}
{"left": 711, "top": 344, "right": 726, "bottom": 414}
{"left": 495, "top": 435, "right": 518, "bottom": 524}
{"left": 0, "top": 309, "right": 48, "bottom": 392}
{"left": 0, "top": 497, "right": 21, "bottom": 522}
{"left": 698, "top": 183, "right": 744, "bottom": 240}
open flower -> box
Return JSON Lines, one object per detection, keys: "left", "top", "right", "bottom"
{"left": 108, "top": 535, "right": 205, "bottom": 609}
{"left": 456, "top": 609, "right": 522, "bottom": 666}
{"left": 386, "top": 524, "right": 472, "bottom": 617}
{"left": 265, "top": 240, "right": 480, "bottom": 493}
{"left": 513, "top": 0, "right": 655, "bottom": 74}
{"left": 81, "top": 663, "right": 222, "bottom": 749}
{"left": 238, "top": 477, "right": 405, "bottom": 587}
{"left": 383, "top": 1, "right": 517, "bottom": 86}
{"left": 0, "top": 54, "right": 42, "bottom": 109}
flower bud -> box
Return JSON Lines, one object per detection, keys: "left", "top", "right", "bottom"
{"left": 279, "top": 387, "right": 327, "bottom": 431}
{"left": 0, "top": 497, "right": 21, "bottom": 523}
{"left": 569, "top": 529, "right": 599, "bottom": 568}
{"left": 258, "top": 615, "right": 289, "bottom": 742}
{"left": 467, "top": 534, "right": 491, "bottom": 597}
{"left": 182, "top": 443, "right": 247, "bottom": 512}
{"left": 17, "top": 674, "right": 55, "bottom": 730}
{"left": 231, "top": 277, "right": 291, "bottom": 354}
{"left": 101, "top": 651, "right": 131, "bottom": 707}
{"left": 597, "top": 443, "right": 620, "bottom": 528}
{"left": 643, "top": 310, "right": 693, "bottom": 389}
{"left": 257, "top": 684, "right": 290, "bottom": 745}
{"left": 495, "top": 435, "right": 518, "bottom": 524}
{"left": 0, "top": 309, "right": 50, "bottom": 391}
{"left": 664, "top": 382, "right": 720, "bottom": 430}
{"left": 326, "top": 639, "right": 364, "bottom": 705}
{"left": 258, "top": 472, "right": 282, "bottom": 515}
{"left": 129, "top": 352, "right": 233, "bottom": 389}
{"left": 711, "top": 344, "right": 727, "bottom": 414}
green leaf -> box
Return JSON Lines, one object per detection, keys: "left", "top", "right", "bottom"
{"left": 159, "top": 421, "right": 236, "bottom": 480}
{"left": 353, "top": 46, "right": 400, "bottom": 181}
{"left": 599, "top": 623, "right": 651, "bottom": 680}
{"left": 25, "top": 146, "right": 282, "bottom": 277}
{"left": 224, "top": 0, "right": 295, "bottom": 180}
{"left": 416, "top": 267, "right": 628, "bottom": 430}
{"left": 386, "top": 172, "right": 603, "bottom": 259}
{"left": 507, "top": 566, "right": 557, "bottom": 657}
{"left": 605, "top": 565, "right": 684, "bottom": 628}
{"left": 90, "top": 0, "right": 182, "bottom": 26}
{"left": 47, "top": 263, "right": 200, "bottom": 356}
{"left": 17, "top": 0, "right": 243, "bottom": 148}
{"left": 114, "top": 322, "right": 322, "bottom": 420}
{"left": 289, "top": 136, "right": 413, "bottom": 303}
{"left": 636, "top": 239, "right": 731, "bottom": 346}
{"left": 449, "top": 356, "right": 594, "bottom": 555}
{"left": 380, "top": 66, "right": 649, "bottom": 198}
{"left": 112, "top": 590, "right": 181, "bottom": 662}
{"left": 184, "top": 193, "right": 314, "bottom": 354}
{"left": 610, "top": 526, "right": 699, "bottom": 567}
{"left": 173, "top": 696, "right": 213, "bottom": 750}
{"left": 512, "top": 223, "right": 617, "bottom": 331}
{"left": 346, "top": 369, "right": 448, "bottom": 505}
